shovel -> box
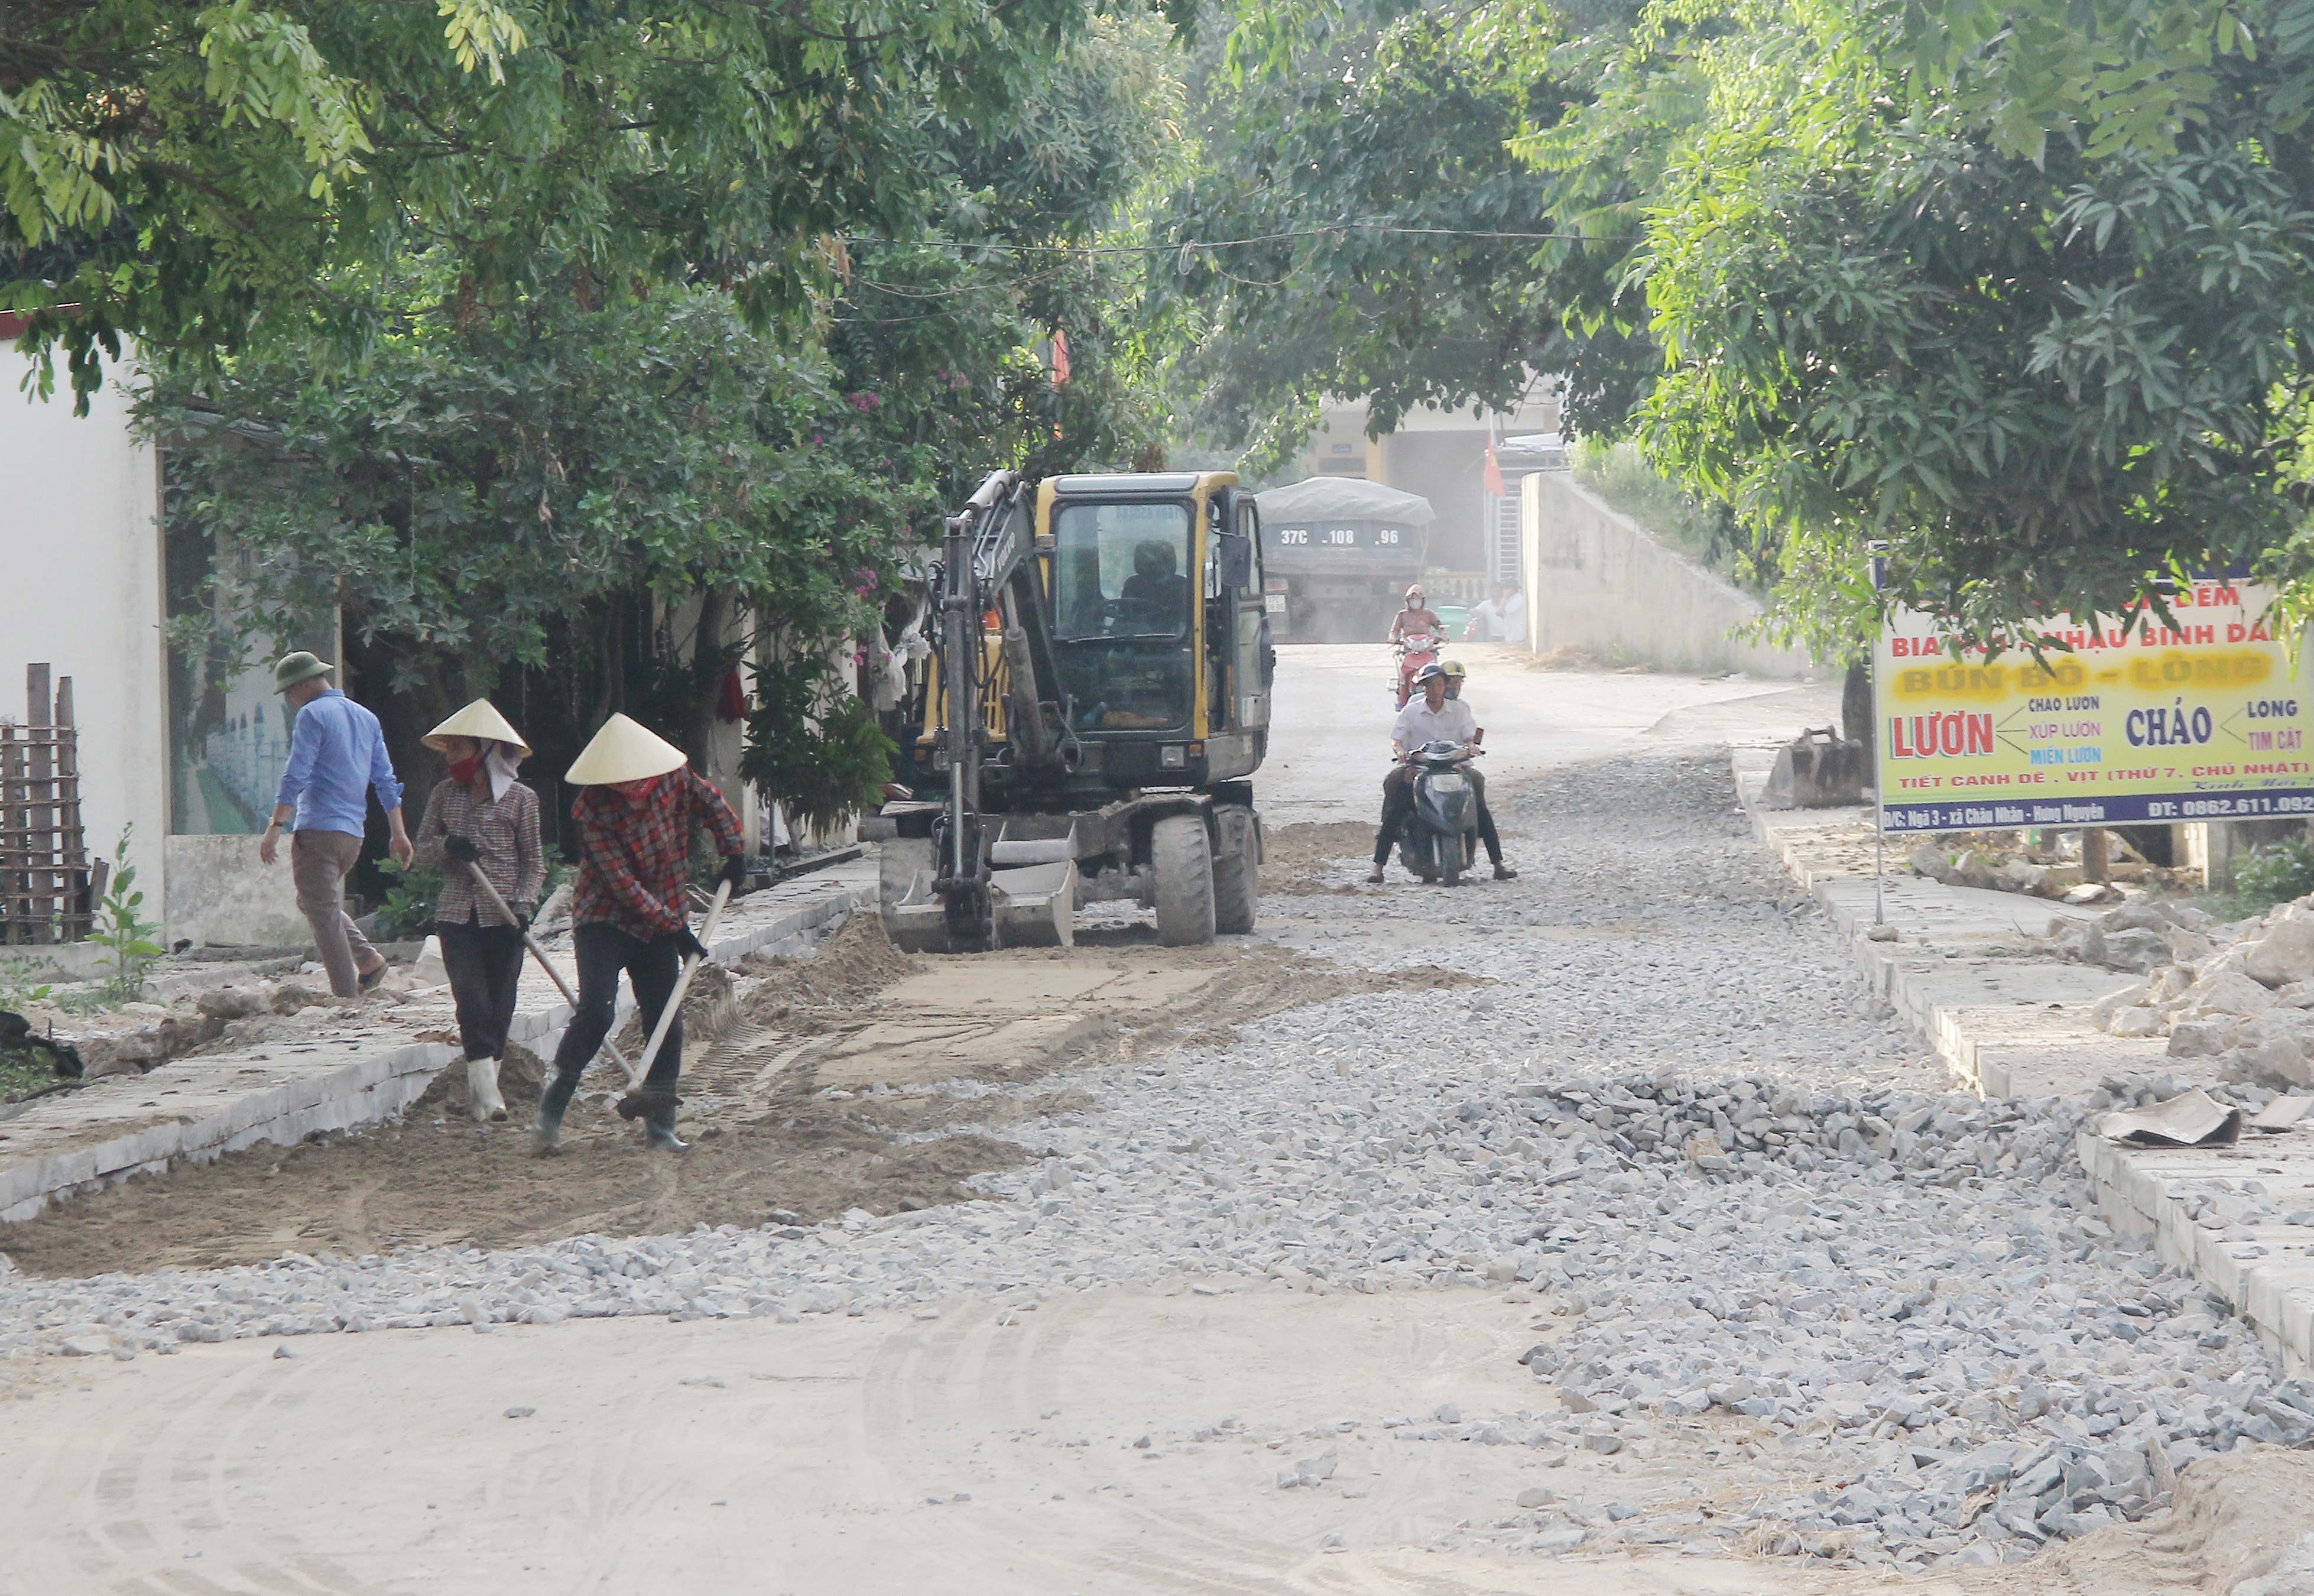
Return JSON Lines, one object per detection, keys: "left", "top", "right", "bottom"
{"left": 613, "top": 878, "right": 731, "bottom": 1112}
{"left": 463, "top": 861, "right": 635, "bottom": 1080}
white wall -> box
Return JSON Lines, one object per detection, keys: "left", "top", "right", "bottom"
{"left": 1521, "top": 471, "right": 1818, "bottom": 679}
{"left": 0, "top": 351, "right": 170, "bottom": 918}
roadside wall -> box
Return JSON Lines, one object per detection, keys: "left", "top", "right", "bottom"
{"left": 0, "top": 351, "right": 171, "bottom": 917}
{"left": 163, "top": 835, "right": 308, "bottom": 948}
{"left": 1520, "top": 471, "right": 1816, "bottom": 679}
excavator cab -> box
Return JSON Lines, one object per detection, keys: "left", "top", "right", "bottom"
{"left": 866, "top": 471, "right": 1274, "bottom": 952}
{"left": 1042, "top": 473, "right": 1271, "bottom": 790}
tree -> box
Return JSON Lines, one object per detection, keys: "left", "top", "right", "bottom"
{"left": 825, "top": 12, "right": 1187, "bottom": 503}
{"left": 4, "top": 0, "right": 1119, "bottom": 405}
{"left": 1148, "top": 0, "right": 1703, "bottom": 471}
{"left": 1635, "top": 0, "right": 2314, "bottom": 651}
{"left": 144, "top": 14, "right": 1193, "bottom": 810}
{"left": 147, "top": 268, "right": 901, "bottom": 789}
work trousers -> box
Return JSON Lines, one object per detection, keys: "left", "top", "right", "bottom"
{"left": 437, "top": 919, "right": 524, "bottom": 1062}
{"left": 290, "top": 829, "right": 383, "bottom": 998}
{"left": 550, "top": 922, "right": 684, "bottom": 1092}
{"left": 1373, "top": 764, "right": 1502, "bottom": 866}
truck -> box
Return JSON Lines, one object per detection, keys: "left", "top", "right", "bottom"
{"left": 1253, "top": 475, "right": 1436, "bottom": 643}
{"left": 861, "top": 469, "right": 1275, "bottom": 952}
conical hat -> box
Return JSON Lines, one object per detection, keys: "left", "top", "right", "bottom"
{"left": 423, "top": 698, "right": 532, "bottom": 757}
{"left": 566, "top": 713, "right": 687, "bottom": 786}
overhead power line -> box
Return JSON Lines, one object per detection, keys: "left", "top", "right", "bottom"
{"left": 838, "top": 223, "right": 1638, "bottom": 259}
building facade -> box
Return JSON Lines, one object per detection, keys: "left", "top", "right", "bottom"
{"left": 1287, "top": 387, "right": 1561, "bottom": 591}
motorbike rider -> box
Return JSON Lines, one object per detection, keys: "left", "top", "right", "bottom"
{"left": 1368, "top": 663, "right": 1517, "bottom": 884}
{"left": 1442, "top": 659, "right": 1466, "bottom": 699}
{"left": 1389, "top": 585, "right": 1444, "bottom": 644}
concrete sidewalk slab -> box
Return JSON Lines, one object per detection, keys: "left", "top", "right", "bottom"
{"left": 2079, "top": 1131, "right": 2314, "bottom": 1377}
{"left": 0, "top": 861, "right": 874, "bottom": 1223}
{"left": 1732, "top": 748, "right": 2162, "bottom": 1098}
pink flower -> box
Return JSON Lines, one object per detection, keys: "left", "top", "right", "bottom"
{"left": 848, "top": 391, "right": 879, "bottom": 412}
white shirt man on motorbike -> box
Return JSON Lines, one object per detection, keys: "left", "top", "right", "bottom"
{"left": 1389, "top": 692, "right": 1477, "bottom": 757}
{"left": 1369, "top": 664, "right": 1516, "bottom": 884}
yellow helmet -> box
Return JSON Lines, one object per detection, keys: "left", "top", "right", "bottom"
{"left": 1442, "top": 659, "right": 1466, "bottom": 679}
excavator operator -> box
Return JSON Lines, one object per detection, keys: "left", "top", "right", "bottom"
{"left": 1118, "top": 540, "right": 1190, "bottom": 633}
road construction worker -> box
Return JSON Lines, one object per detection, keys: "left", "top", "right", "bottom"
{"left": 1388, "top": 585, "right": 1443, "bottom": 644}
{"left": 410, "top": 700, "right": 543, "bottom": 1123}
{"left": 1368, "top": 663, "right": 1517, "bottom": 884}
{"left": 533, "top": 714, "right": 746, "bottom": 1154}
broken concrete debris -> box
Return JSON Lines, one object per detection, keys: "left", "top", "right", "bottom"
{"left": 2098, "top": 1088, "right": 2241, "bottom": 1147}
{"left": 1906, "top": 829, "right": 2193, "bottom": 900}
{"left": 2086, "top": 896, "right": 2314, "bottom": 1089}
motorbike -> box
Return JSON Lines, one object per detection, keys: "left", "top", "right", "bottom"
{"left": 1393, "top": 629, "right": 1442, "bottom": 707}
{"left": 1396, "top": 739, "right": 1481, "bottom": 885}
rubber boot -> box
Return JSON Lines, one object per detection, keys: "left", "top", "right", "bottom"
{"left": 467, "top": 1056, "right": 508, "bottom": 1122}
{"left": 531, "top": 1069, "right": 580, "bottom": 1154}
{"left": 641, "top": 1092, "right": 687, "bottom": 1151}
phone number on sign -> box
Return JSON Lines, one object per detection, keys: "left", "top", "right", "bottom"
{"left": 2145, "top": 794, "right": 2314, "bottom": 818}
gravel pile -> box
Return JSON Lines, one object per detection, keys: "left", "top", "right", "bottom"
{"left": 1494, "top": 1073, "right": 2312, "bottom": 1569}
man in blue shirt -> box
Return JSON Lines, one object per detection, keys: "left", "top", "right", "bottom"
{"left": 258, "top": 652, "right": 414, "bottom": 997}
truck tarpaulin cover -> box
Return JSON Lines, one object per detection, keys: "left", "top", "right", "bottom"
{"left": 1873, "top": 582, "right": 2314, "bottom": 833}
{"left": 1253, "top": 477, "right": 1437, "bottom": 527}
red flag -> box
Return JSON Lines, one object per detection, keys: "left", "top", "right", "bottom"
{"left": 1484, "top": 444, "right": 1505, "bottom": 496}
{"left": 716, "top": 667, "right": 748, "bottom": 724}
{"left": 1051, "top": 327, "right": 1071, "bottom": 388}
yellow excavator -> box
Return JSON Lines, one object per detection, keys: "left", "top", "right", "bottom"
{"left": 861, "top": 469, "right": 1276, "bottom": 951}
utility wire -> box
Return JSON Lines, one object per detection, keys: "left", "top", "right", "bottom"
{"left": 839, "top": 223, "right": 1638, "bottom": 258}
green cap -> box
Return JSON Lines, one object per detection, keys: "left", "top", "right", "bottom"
{"left": 272, "top": 651, "right": 334, "bottom": 693}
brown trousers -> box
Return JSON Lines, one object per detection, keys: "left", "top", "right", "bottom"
{"left": 290, "top": 829, "right": 382, "bottom": 998}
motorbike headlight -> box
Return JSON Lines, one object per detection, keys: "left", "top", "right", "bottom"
{"left": 1428, "top": 773, "right": 1466, "bottom": 791}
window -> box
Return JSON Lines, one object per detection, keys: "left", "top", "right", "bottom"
{"left": 1051, "top": 498, "right": 1196, "bottom": 731}
{"left": 1203, "top": 501, "right": 1223, "bottom": 601}
{"left": 1052, "top": 501, "right": 1193, "bottom": 640}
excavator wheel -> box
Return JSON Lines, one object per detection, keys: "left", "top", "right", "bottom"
{"left": 1152, "top": 815, "right": 1217, "bottom": 946}
{"left": 1211, "top": 806, "right": 1260, "bottom": 935}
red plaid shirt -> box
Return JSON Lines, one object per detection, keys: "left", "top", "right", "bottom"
{"left": 569, "top": 767, "right": 745, "bottom": 938}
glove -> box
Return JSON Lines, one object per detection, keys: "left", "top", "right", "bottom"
{"left": 443, "top": 834, "right": 482, "bottom": 864}
{"left": 719, "top": 854, "right": 748, "bottom": 890}
{"left": 672, "top": 926, "right": 707, "bottom": 962}
{"left": 515, "top": 911, "right": 533, "bottom": 935}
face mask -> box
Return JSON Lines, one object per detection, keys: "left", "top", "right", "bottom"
{"left": 448, "top": 754, "right": 482, "bottom": 784}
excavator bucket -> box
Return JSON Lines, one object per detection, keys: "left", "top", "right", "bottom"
{"left": 875, "top": 835, "right": 1078, "bottom": 952}
{"left": 876, "top": 837, "right": 956, "bottom": 953}
{"left": 989, "top": 862, "right": 1076, "bottom": 948}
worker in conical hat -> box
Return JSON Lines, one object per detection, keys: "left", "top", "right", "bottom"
{"left": 411, "top": 699, "right": 542, "bottom": 1122}
{"left": 534, "top": 713, "right": 747, "bottom": 1153}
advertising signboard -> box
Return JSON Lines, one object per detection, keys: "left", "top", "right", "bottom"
{"left": 1874, "top": 580, "right": 2313, "bottom": 834}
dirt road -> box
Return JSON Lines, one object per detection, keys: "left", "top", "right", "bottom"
{"left": 0, "top": 923, "right": 1468, "bottom": 1277}
{"left": 1263, "top": 643, "right": 1816, "bottom": 823}
{"left": 6, "top": 656, "right": 2309, "bottom": 1594}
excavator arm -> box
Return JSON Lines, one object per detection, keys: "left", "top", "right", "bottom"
{"left": 895, "top": 470, "right": 1077, "bottom": 951}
